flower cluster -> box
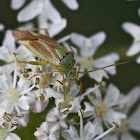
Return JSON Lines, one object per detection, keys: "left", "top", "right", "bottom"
{"left": 0, "top": 0, "right": 140, "bottom": 140}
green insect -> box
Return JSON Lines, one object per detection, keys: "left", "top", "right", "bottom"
{"left": 12, "top": 30, "right": 128, "bottom": 99}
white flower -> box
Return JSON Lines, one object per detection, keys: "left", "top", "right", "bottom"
{"left": 84, "top": 84, "right": 126, "bottom": 126}
{"left": 46, "top": 107, "right": 68, "bottom": 129}
{"left": 0, "top": 30, "right": 35, "bottom": 74}
{"left": 70, "top": 32, "right": 119, "bottom": 81}
{"left": 11, "top": 110, "right": 30, "bottom": 127}
{"left": 28, "top": 90, "right": 49, "bottom": 113}
{"left": 34, "top": 121, "right": 60, "bottom": 140}
{"left": 62, "top": 120, "right": 103, "bottom": 140}
{"left": 15, "top": 0, "right": 68, "bottom": 37}
{"left": 103, "top": 86, "right": 140, "bottom": 140}
{"left": 60, "top": 84, "right": 99, "bottom": 113}
{"left": 0, "top": 72, "right": 33, "bottom": 114}
{"left": 122, "top": 22, "right": 140, "bottom": 63}
{"left": 0, "top": 123, "right": 20, "bottom": 140}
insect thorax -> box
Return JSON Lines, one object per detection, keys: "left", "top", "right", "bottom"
{"left": 55, "top": 49, "right": 75, "bottom": 73}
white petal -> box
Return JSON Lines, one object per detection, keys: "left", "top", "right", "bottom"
{"left": 17, "top": 96, "right": 29, "bottom": 110}
{"left": 138, "top": 8, "right": 140, "bottom": 17}
{"left": 70, "top": 33, "right": 86, "bottom": 48}
{"left": 121, "top": 132, "right": 137, "bottom": 140}
{"left": 17, "top": 22, "right": 34, "bottom": 30}
{"left": 46, "top": 108, "right": 59, "bottom": 122}
{"left": 84, "top": 121, "right": 103, "bottom": 140}
{"left": 0, "top": 74, "right": 12, "bottom": 90}
{"left": 5, "top": 102, "right": 14, "bottom": 114}
{"left": 17, "top": 111, "right": 29, "bottom": 127}
{"left": 88, "top": 69, "right": 109, "bottom": 82}
{"left": 125, "top": 86, "right": 140, "bottom": 113}
{"left": 104, "top": 109, "right": 126, "bottom": 125}
{"left": 30, "top": 98, "right": 48, "bottom": 113}
{"left": 104, "top": 84, "right": 120, "bottom": 107}
{"left": 84, "top": 102, "right": 95, "bottom": 118}
{"left": 94, "top": 53, "right": 120, "bottom": 75}
{"left": 122, "top": 22, "right": 140, "bottom": 40}
{"left": 17, "top": 78, "right": 31, "bottom": 92}
{"left": 44, "top": 87, "right": 63, "bottom": 100}
{"left": 61, "top": 125, "right": 79, "bottom": 140}
{"left": 0, "top": 23, "right": 4, "bottom": 30}
{"left": 129, "top": 105, "right": 140, "bottom": 132}
{"left": 103, "top": 134, "right": 118, "bottom": 140}
{"left": 44, "top": 0, "right": 62, "bottom": 24}
{"left": 0, "top": 64, "right": 13, "bottom": 74}
{"left": 90, "top": 31, "right": 106, "bottom": 55}
{"left": 2, "top": 30, "right": 16, "bottom": 52}
{"left": 86, "top": 86, "right": 102, "bottom": 105}
{"left": 6, "top": 133, "right": 21, "bottom": 140}
{"left": 136, "top": 55, "right": 140, "bottom": 63}
{"left": 61, "top": 0, "right": 79, "bottom": 10}
{"left": 69, "top": 97, "right": 81, "bottom": 113}
{"left": 0, "top": 47, "right": 12, "bottom": 62}
{"left": 17, "top": 0, "right": 42, "bottom": 22}
{"left": 11, "top": 0, "right": 26, "bottom": 10}
{"left": 48, "top": 18, "right": 67, "bottom": 37}
{"left": 0, "top": 106, "right": 5, "bottom": 116}
{"left": 127, "top": 42, "right": 140, "bottom": 56}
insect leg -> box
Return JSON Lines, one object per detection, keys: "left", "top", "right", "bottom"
{"left": 16, "top": 60, "right": 48, "bottom": 65}
{"left": 62, "top": 74, "right": 66, "bottom": 100}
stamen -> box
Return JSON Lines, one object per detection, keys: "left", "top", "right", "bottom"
{"left": 80, "top": 117, "right": 84, "bottom": 140}
{"left": 16, "top": 113, "right": 24, "bottom": 119}
{"left": 8, "top": 126, "right": 17, "bottom": 132}
{"left": 3, "top": 114, "right": 11, "bottom": 122}
{"left": 93, "top": 122, "right": 119, "bottom": 140}
{"left": 61, "top": 108, "right": 69, "bottom": 114}
{"left": 20, "top": 85, "right": 35, "bottom": 95}
{"left": 11, "top": 121, "right": 18, "bottom": 126}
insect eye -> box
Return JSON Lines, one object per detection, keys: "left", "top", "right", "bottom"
{"left": 69, "top": 63, "right": 70, "bottom": 65}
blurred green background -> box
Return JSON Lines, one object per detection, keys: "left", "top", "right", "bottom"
{"left": 0, "top": 0, "right": 140, "bottom": 139}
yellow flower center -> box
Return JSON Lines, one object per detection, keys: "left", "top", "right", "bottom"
{"left": 4, "top": 88, "right": 19, "bottom": 103}
{"left": 80, "top": 56, "right": 94, "bottom": 70}
{"left": 120, "top": 119, "right": 130, "bottom": 133}
{"left": 96, "top": 102, "right": 108, "bottom": 116}
{"left": 39, "top": 73, "right": 50, "bottom": 88}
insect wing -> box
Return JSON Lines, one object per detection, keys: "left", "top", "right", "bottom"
{"left": 12, "top": 30, "right": 68, "bottom": 66}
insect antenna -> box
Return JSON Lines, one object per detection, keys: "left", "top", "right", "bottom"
{"left": 78, "top": 61, "right": 129, "bottom": 74}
